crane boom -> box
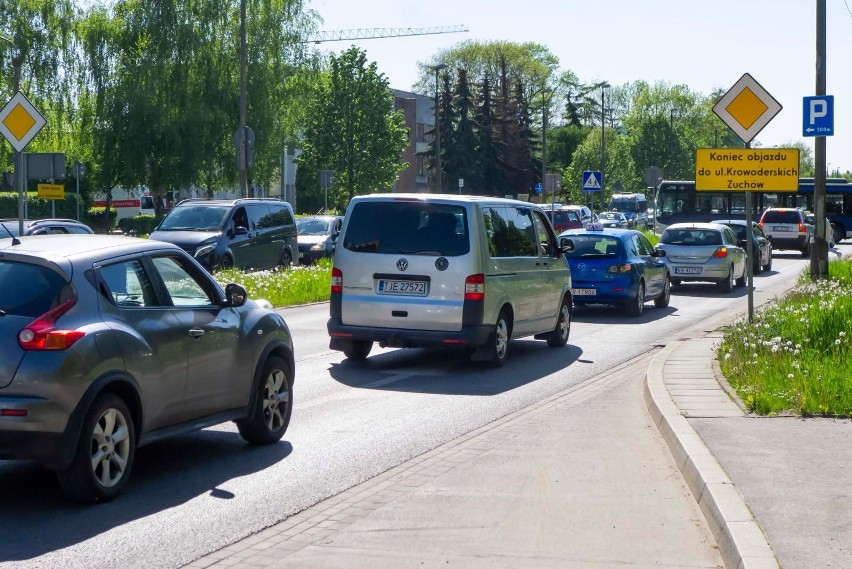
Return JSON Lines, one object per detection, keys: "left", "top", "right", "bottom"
{"left": 305, "top": 25, "right": 468, "bottom": 44}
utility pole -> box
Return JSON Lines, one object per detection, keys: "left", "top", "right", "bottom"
{"left": 238, "top": 0, "right": 248, "bottom": 198}
{"left": 811, "top": 0, "right": 828, "bottom": 279}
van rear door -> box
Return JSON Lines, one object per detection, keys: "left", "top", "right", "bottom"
{"left": 337, "top": 199, "right": 471, "bottom": 332}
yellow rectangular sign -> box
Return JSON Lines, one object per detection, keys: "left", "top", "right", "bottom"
{"left": 37, "top": 183, "right": 65, "bottom": 200}
{"left": 695, "top": 148, "right": 800, "bottom": 192}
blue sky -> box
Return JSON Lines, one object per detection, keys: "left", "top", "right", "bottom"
{"left": 310, "top": 0, "right": 852, "bottom": 173}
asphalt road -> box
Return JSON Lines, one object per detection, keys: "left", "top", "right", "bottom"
{"left": 0, "top": 246, "right": 841, "bottom": 568}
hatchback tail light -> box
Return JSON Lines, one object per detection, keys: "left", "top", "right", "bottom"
{"left": 712, "top": 247, "right": 729, "bottom": 258}
{"left": 464, "top": 273, "right": 485, "bottom": 301}
{"left": 608, "top": 264, "right": 633, "bottom": 273}
{"left": 18, "top": 298, "right": 85, "bottom": 351}
{"left": 331, "top": 267, "right": 343, "bottom": 294}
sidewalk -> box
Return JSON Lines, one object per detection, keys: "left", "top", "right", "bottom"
{"left": 186, "top": 337, "right": 850, "bottom": 569}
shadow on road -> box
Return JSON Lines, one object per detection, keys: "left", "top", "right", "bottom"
{"left": 0, "top": 431, "right": 292, "bottom": 562}
{"left": 328, "top": 340, "right": 584, "bottom": 396}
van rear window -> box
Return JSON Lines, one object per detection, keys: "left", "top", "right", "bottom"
{"left": 343, "top": 202, "right": 469, "bottom": 256}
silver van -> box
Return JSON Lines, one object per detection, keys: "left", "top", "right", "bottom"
{"left": 327, "top": 194, "right": 573, "bottom": 366}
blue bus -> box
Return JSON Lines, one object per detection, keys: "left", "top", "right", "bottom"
{"left": 655, "top": 178, "right": 852, "bottom": 243}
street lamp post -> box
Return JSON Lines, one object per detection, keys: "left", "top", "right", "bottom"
{"left": 541, "top": 88, "right": 553, "bottom": 211}
{"left": 1, "top": 35, "right": 24, "bottom": 236}
{"left": 599, "top": 83, "right": 610, "bottom": 214}
{"left": 430, "top": 63, "right": 447, "bottom": 192}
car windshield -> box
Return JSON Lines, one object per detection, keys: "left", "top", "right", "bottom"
{"left": 599, "top": 212, "right": 622, "bottom": 220}
{"left": 564, "top": 235, "right": 621, "bottom": 258}
{"left": 158, "top": 205, "right": 230, "bottom": 231}
{"left": 296, "top": 217, "right": 332, "bottom": 235}
{"left": 660, "top": 228, "right": 722, "bottom": 246}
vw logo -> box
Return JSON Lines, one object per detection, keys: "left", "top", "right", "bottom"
{"left": 435, "top": 257, "right": 449, "bottom": 271}
{"left": 396, "top": 258, "right": 409, "bottom": 271}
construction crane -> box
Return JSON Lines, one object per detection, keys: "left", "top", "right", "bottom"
{"left": 304, "top": 25, "right": 468, "bottom": 44}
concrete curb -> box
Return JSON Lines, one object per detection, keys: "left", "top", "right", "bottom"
{"left": 644, "top": 341, "right": 779, "bottom": 569}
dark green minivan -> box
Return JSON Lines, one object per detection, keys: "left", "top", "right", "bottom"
{"left": 149, "top": 198, "right": 297, "bottom": 271}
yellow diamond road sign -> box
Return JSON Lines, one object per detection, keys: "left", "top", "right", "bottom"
{"left": 713, "top": 73, "right": 781, "bottom": 144}
{"left": 0, "top": 91, "right": 47, "bottom": 153}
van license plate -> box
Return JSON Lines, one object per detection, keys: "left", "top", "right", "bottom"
{"left": 377, "top": 280, "right": 427, "bottom": 296}
{"left": 674, "top": 267, "right": 702, "bottom": 275}
{"left": 572, "top": 288, "right": 596, "bottom": 296}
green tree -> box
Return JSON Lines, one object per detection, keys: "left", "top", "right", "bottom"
{"left": 473, "top": 76, "right": 503, "bottom": 194}
{"left": 299, "top": 46, "right": 408, "bottom": 207}
{"left": 444, "top": 68, "right": 478, "bottom": 194}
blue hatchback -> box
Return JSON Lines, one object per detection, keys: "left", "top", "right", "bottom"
{"left": 559, "top": 225, "right": 671, "bottom": 317}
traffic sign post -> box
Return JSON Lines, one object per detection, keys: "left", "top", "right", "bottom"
{"left": 803, "top": 95, "right": 834, "bottom": 137}
{"left": 710, "top": 73, "right": 785, "bottom": 322}
{"left": 582, "top": 171, "right": 602, "bottom": 216}
{"left": 1, "top": 91, "right": 47, "bottom": 236}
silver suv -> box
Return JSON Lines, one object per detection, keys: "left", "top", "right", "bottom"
{"left": 0, "top": 234, "right": 294, "bottom": 502}
{"left": 328, "top": 194, "right": 573, "bottom": 366}
{"left": 758, "top": 208, "right": 809, "bottom": 257}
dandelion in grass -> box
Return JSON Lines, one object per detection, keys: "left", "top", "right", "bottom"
{"left": 788, "top": 374, "right": 794, "bottom": 379}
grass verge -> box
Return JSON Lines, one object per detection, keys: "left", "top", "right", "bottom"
{"left": 214, "top": 259, "right": 332, "bottom": 307}
{"left": 716, "top": 258, "right": 852, "bottom": 416}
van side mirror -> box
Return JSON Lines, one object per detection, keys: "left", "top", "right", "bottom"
{"left": 559, "top": 237, "right": 575, "bottom": 254}
{"left": 229, "top": 226, "right": 248, "bottom": 238}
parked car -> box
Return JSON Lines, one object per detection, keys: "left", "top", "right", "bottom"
{"left": 148, "top": 198, "right": 297, "bottom": 271}
{"left": 563, "top": 205, "right": 596, "bottom": 225}
{"left": 328, "top": 194, "right": 573, "bottom": 366}
{"left": 757, "top": 208, "right": 810, "bottom": 257}
{"left": 540, "top": 205, "right": 583, "bottom": 233}
{"left": 716, "top": 219, "right": 773, "bottom": 273}
{"left": 597, "top": 211, "right": 629, "bottom": 229}
{"left": 0, "top": 234, "right": 294, "bottom": 502}
{"left": 803, "top": 212, "right": 836, "bottom": 248}
{"left": 296, "top": 215, "right": 343, "bottom": 265}
{"left": 0, "top": 218, "right": 94, "bottom": 237}
{"left": 558, "top": 225, "right": 669, "bottom": 317}
{"left": 655, "top": 222, "right": 747, "bottom": 292}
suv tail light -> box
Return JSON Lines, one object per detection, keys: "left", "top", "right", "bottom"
{"left": 798, "top": 222, "right": 806, "bottom": 234}
{"left": 712, "top": 247, "right": 728, "bottom": 258}
{"left": 18, "top": 298, "right": 85, "bottom": 351}
{"left": 331, "top": 267, "right": 343, "bottom": 294}
{"left": 757, "top": 221, "right": 764, "bottom": 230}
{"left": 464, "top": 273, "right": 485, "bottom": 301}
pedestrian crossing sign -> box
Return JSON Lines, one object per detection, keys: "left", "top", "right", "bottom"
{"left": 582, "top": 171, "right": 602, "bottom": 191}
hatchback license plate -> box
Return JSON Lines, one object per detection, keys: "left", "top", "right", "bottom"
{"left": 674, "top": 267, "right": 702, "bottom": 275}
{"left": 572, "top": 288, "right": 596, "bottom": 296}
{"left": 377, "top": 279, "right": 427, "bottom": 296}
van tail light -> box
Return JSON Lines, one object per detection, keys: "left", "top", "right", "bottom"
{"left": 464, "top": 273, "right": 485, "bottom": 301}
{"left": 712, "top": 247, "right": 729, "bottom": 258}
{"left": 608, "top": 263, "right": 633, "bottom": 273}
{"left": 18, "top": 298, "right": 85, "bottom": 351}
{"left": 331, "top": 267, "right": 343, "bottom": 294}
{"left": 798, "top": 222, "right": 806, "bottom": 233}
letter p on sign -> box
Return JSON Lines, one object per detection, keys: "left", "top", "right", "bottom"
{"left": 803, "top": 95, "right": 834, "bottom": 137}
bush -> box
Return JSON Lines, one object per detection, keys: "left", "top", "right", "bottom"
{"left": 118, "top": 214, "right": 162, "bottom": 236}
{"left": 86, "top": 208, "right": 118, "bottom": 233}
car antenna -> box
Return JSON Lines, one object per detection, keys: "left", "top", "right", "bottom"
{"left": 0, "top": 222, "right": 21, "bottom": 245}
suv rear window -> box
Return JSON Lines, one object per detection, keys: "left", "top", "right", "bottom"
{"left": 0, "top": 261, "right": 70, "bottom": 317}
{"left": 343, "top": 202, "right": 470, "bottom": 256}
{"left": 761, "top": 210, "right": 801, "bottom": 224}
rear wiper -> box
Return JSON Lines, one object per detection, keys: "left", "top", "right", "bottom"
{"left": 0, "top": 222, "right": 21, "bottom": 246}
{"left": 0, "top": 309, "right": 6, "bottom": 316}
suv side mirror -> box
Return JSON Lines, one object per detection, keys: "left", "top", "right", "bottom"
{"left": 223, "top": 283, "right": 248, "bottom": 307}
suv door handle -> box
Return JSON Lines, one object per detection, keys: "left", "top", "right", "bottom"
{"left": 188, "top": 328, "right": 206, "bottom": 338}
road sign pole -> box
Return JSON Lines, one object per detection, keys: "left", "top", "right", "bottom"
{"left": 745, "top": 186, "right": 754, "bottom": 322}
{"left": 15, "top": 150, "right": 23, "bottom": 235}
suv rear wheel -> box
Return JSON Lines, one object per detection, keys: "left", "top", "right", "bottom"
{"left": 343, "top": 340, "right": 372, "bottom": 361}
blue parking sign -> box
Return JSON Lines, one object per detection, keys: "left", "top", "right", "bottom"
{"left": 582, "top": 171, "right": 602, "bottom": 192}
{"left": 803, "top": 96, "right": 834, "bottom": 137}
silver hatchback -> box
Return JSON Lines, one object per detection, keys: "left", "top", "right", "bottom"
{"left": 0, "top": 235, "right": 295, "bottom": 502}
{"left": 655, "top": 222, "right": 747, "bottom": 292}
